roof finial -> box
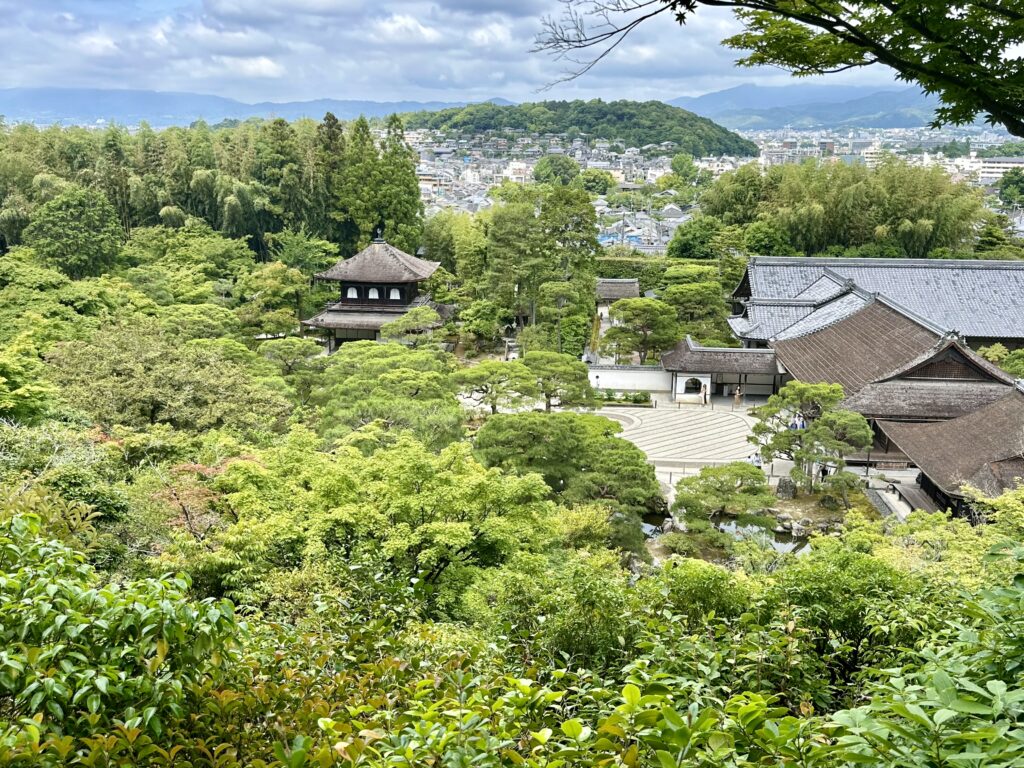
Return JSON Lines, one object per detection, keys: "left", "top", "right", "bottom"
{"left": 372, "top": 225, "right": 385, "bottom": 243}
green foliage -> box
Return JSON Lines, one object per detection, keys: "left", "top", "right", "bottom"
{"left": 533, "top": 154, "right": 581, "bottom": 186}
{"left": 458, "top": 299, "right": 508, "bottom": 351}
{"left": 750, "top": 381, "right": 871, "bottom": 492}
{"left": 666, "top": 215, "right": 725, "bottom": 260}
{"left": 453, "top": 359, "right": 539, "bottom": 414}
{"left": 597, "top": 253, "right": 670, "bottom": 294}
{"left": 601, "top": 297, "right": 682, "bottom": 364}
{"left": 1001, "top": 349, "right": 1024, "bottom": 378}
{"left": 555, "top": 504, "right": 613, "bottom": 550}
{"left": 0, "top": 499, "right": 238, "bottom": 746}
{"left": 23, "top": 187, "right": 122, "bottom": 278}
{"left": 702, "top": 159, "right": 986, "bottom": 257}
{"left": 0, "top": 334, "right": 54, "bottom": 422}
{"left": 660, "top": 279, "right": 731, "bottom": 343}
{"left": 46, "top": 321, "right": 291, "bottom": 438}
{"left": 152, "top": 429, "right": 555, "bottom": 604}
{"left": 404, "top": 99, "right": 758, "bottom": 155}
{"left": 772, "top": 543, "right": 921, "bottom": 686}
{"left": 523, "top": 350, "right": 595, "bottom": 412}
{"left": 998, "top": 167, "right": 1024, "bottom": 207}
{"left": 1, "top": 116, "right": 422, "bottom": 260}
{"left": 643, "top": 557, "right": 751, "bottom": 626}
{"left": 314, "top": 341, "right": 464, "bottom": 449}
{"left": 420, "top": 184, "right": 598, "bottom": 346}
{"left": 979, "top": 342, "right": 1010, "bottom": 364}
{"left": 673, "top": 462, "right": 775, "bottom": 518}
{"left": 475, "top": 411, "right": 663, "bottom": 520}
{"left": 267, "top": 229, "right": 339, "bottom": 273}
{"left": 379, "top": 305, "right": 442, "bottom": 347}
{"left": 578, "top": 168, "right": 615, "bottom": 194}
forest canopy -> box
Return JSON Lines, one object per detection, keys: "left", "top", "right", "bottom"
{"left": 4, "top": 95, "right": 1024, "bottom": 768}
{"left": 403, "top": 99, "right": 759, "bottom": 156}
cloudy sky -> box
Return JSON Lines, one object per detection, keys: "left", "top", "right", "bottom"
{"left": 0, "top": 0, "right": 899, "bottom": 102}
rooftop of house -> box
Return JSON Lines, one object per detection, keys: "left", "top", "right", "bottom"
{"left": 879, "top": 384, "right": 1024, "bottom": 499}
{"left": 315, "top": 239, "right": 440, "bottom": 284}
{"left": 733, "top": 256, "right": 1024, "bottom": 341}
{"left": 662, "top": 336, "right": 782, "bottom": 376}
{"left": 771, "top": 298, "right": 944, "bottom": 395}
{"left": 596, "top": 278, "right": 641, "bottom": 301}
{"left": 770, "top": 297, "right": 1017, "bottom": 421}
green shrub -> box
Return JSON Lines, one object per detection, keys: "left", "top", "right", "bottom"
{"left": 644, "top": 557, "right": 751, "bottom": 625}
{"left": 674, "top": 462, "right": 774, "bottom": 517}
{"left": 660, "top": 530, "right": 696, "bottom": 556}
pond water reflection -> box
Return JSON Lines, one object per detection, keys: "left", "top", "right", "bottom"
{"left": 709, "top": 513, "right": 809, "bottom": 555}
{"left": 643, "top": 512, "right": 809, "bottom": 555}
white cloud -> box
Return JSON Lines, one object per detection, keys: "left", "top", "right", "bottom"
{"left": 0, "top": 1, "right": 903, "bottom": 103}
{"left": 77, "top": 32, "right": 119, "bottom": 56}
{"left": 212, "top": 55, "right": 286, "bottom": 78}
{"left": 469, "top": 22, "right": 512, "bottom": 47}
{"left": 372, "top": 13, "right": 441, "bottom": 44}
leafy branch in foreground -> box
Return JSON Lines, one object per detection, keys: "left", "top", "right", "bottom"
{"left": 537, "top": 1, "right": 1024, "bottom": 136}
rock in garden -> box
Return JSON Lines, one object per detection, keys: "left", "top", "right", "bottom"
{"left": 776, "top": 478, "right": 796, "bottom": 499}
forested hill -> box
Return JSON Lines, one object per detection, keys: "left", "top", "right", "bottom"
{"left": 403, "top": 99, "right": 759, "bottom": 156}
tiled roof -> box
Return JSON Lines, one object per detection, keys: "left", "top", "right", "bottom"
{"left": 302, "top": 295, "right": 451, "bottom": 331}
{"left": 662, "top": 336, "right": 781, "bottom": 375}
{"left": 301, "top": 309, "right": 407, "bottom": 331}
{"left": 792, "top": 274, "right": 850, "bottom": 302}
{"left": 772, "top": 300, "right": 941, "bottom": 395}
{"left": 316, "top": 240, "right": 440, "bottom": 283}
{"left": 877, "top": 337, "right": 1015, "bottom": 385}
{"left": 596, "top": 278, "right": 641, "bottom": 300}
{"left": 736, "top": 257, "right": 1024, "bottom": 340}
{"left": 772, "top": 291, "right": 871, "bottom": 340}
{"left": 729, "top": 302, "right": 814, "bottom": 341}
{"left": 843, "top": 379, "right": 1013, "bottom": 420}
{"left": 879, "top": 386, "right": 1024, "bottom": 498}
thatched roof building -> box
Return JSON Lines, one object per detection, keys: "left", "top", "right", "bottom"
{"left": 596, "top": 278, "right": 640, "bottom": 302}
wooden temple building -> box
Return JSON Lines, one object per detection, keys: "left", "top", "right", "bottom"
{"left": 729, "top": 256, "right": 1024, "bottom": 349}
{"left": 658, "top": 257, "right": 1024, "bottom": 511}
{"left": 302, "top": 238, "right": 447, "bottom": 350}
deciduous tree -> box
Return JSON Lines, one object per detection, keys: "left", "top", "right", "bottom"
{"left": 23, "top": 187, "right": 122, "bottom": 278}
{"left": 538, "top": 1, "right": 1024, "bottom": 137}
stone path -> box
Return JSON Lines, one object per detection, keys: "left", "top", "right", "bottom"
{"left": 600, "top": 406, "right": 756, "bottom": 470}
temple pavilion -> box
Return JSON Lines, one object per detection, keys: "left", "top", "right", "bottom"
{"left": 301, "top": 238, "right": 445, "bottom": 350}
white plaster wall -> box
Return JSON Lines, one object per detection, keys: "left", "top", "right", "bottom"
{"left": 589, "top": 366, "right": 672, "bottom": 392}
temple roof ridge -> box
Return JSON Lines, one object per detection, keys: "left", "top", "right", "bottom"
{"left": 315, "top": 239, "right": 440, "bottom": 284}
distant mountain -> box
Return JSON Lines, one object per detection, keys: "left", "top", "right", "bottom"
{"left": 404, "top": 99, "right": 758, "bottom": 157}
{"left": 670, "top": 84, "right": 905, "bottom": 113}
{"left": 0, "top": 87, "right": 516, "bottom": 127}
{"left": 669, "top": 84, "right": 939, "bottom": 130}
